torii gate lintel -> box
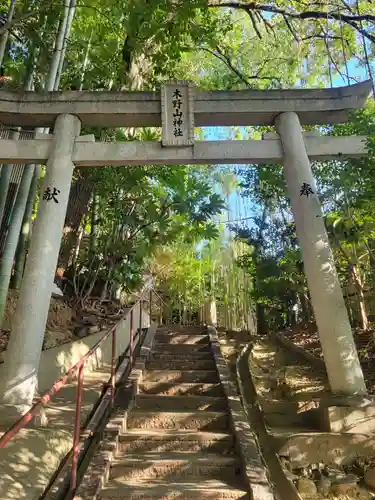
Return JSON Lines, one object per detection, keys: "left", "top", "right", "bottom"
{"left": 0, "top": 78, "right": 371, "bottom": 128}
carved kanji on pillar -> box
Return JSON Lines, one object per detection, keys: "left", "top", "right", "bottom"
{"left": 161, "top": 80, "right": 194, "bottom": 147}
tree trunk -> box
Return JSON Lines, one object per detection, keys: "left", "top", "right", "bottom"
{"left": 0, "top": 0, "right": 17, "bottom": 69}
{"left": 45, "top": 0, "right": 71, "bottom": 90}
{"left": 182, "top": 304, "right": 187, "bottom": 325}
{"left": 351, "top": 263, "right": 368, "bottom": 330}
{"left": 288, "top": 299, "right": 296, "bottom": 326}
{"left": 54, "top": 0, "right": 77, "bottom": 88}
{"left": 11, "top": 165, "right": 41, "bottom": 289}
{"left": 366, "top": 240, "right": 375, "bottom": 291}
{"left": 89, "top": 190, "right": 99, "bottom": 258}
{"left": 55, "top": 176, "right": 93, "bottom": 283}
{"left": 100, "top": 263, "right": 114, "bottom": 300}
{"left": 299, "top": 292, "right": 310, "bottom": 324}
{"left": 10, "top": 34, "right": 42, "bottom": 286}
{"left": 71, "top": 224, "right": 84, "bottom": 268}
{"left": 0, "top": 164, "right": 35, "bottom": 325}
{"left": 256, "top": 302, "right": 267, "bottom": 335}
{"left": 0, "top": 128, "right": 19, "bottom": 228}
{"left": 79, "top": 28, "right": 93, "bottom": 90}
{"left": 0, "top": 56, "right": 34, "bottom": 287}
{"left": 346, "top": 294, "right": 355, "bottom": 327}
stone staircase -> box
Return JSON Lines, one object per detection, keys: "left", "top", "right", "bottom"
{"left": 89, "top": 325, "right": 251, "bottom": 499}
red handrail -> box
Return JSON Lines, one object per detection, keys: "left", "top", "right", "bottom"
{"left": 71, "top": 363, "right": 84, "bottom": 490}
{"left": 110, "top": 326, "right": 117, "bottom": 409}
{"left": 0, "top": 292, "right": 152, "bottom": 494}
{"left": 130, "top": 308, "right": 134, "bottom": 369}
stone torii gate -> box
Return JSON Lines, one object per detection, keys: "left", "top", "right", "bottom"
{"left": 0, "top": 79, "right": 371, "bottom": 420}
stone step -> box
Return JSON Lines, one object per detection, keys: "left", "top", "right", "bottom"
{"left": 151, "top": 352, "right": 214, "bottom": 361}
{"left": 154, "top": 334, "right": 209, "bottom": 345}
{"left": 135, "top": 394, "right": 228, "bottom": 411}
{"left": 264, "top": 407, "right": 320, "bottom": 429}
{"left": 100, "top": 479, "right": 249, "bottom": 499}
{"left": 139, "top": 382, "right": 224, "bottom": 397}
{"left": 118, "top": 430, "right": 234, "bottom": 454}
{"left": 143, "top": 370, "right": 218, "bottom": 384}
{"left": 109, "top": 453, "right": 241, "bottom": 481}
{"left": 157, "top": 327, "right": 206, "bottom": 334}
{"left": 153, "top": 343, "right": 210, "bottom": 354}
{"left": 126, "top": 410, "right": 229, "bottom": 431}
{"left": 261, "top": 400, "right": 302, "bottom": 414}
{"left": 146, "top": 359, "right": 216, "bottom": 371}
{"left": 267, "top": 427, "right": 318, "bottom": 453}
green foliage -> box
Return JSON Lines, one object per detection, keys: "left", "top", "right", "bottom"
{"left": 3, "top": 0, "right": 372, "bottom": 90}
{"left": 1, "top": 0, "right": 374, "bottom": 315}
{"left": 232, "top": 101, "right": 375, "bottom": 331}
{"left": 71, "top": 162, "right": 225, "bottom": 297}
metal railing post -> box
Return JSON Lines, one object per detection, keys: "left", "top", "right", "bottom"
{"left": 149, "top": 289, "right": 152, "bottom": 326}
{"left": 71, "top": 362, "right": 85, "bottom": 493}
{"left": 110, "top": 328, "right": 116, "bottom": 408}
{"left": 130, "top": 308, "right": 134, "bottom": 368}
{"left": 139, "top": 298, "right": 142, "bottom": 334}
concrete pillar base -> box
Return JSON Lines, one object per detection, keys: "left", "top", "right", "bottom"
{"left": 319, "top": 395, "right": 375, "bottom": 433}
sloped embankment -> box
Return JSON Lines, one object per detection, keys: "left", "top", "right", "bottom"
{"left": 0, "top": 291, "right": 125, "bottom": 358}
{"left": 247, "top": 334, "right": 375, "bottom": 500}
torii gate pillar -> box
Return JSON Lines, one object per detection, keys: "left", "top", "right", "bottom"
{"left": 275, "top": 111, "right": 367, "bottom": 396}
{"left": 0, "top": 114, "right": 81, "bottom": 417}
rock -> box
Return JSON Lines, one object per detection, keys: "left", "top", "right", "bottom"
{"left": 330, "top": 474, "right": 358, "bottom": 494}
{"left": 285, "top": 469, "right": 298, "bottom": 482}
{"left": 43, "top": 330, "right": 73, "bottom": 350}
{"left": 317, "top": 476, "right": 331, "bottom": 496}
{"left": 364, "top": 467, "right": 375, "bottom": 490}
{"left": 0, "top": 350, "right": 5, "bottom": 363}
{"left": 74, "top": 325, "right": 88, "bottom": 338}
{"left": 295, "top": 467, "right": 309, "bottom": 478}
{"left": 297, "top": 478, "right": 317, "bottom": 497}
{"left": 355, "top": 457, "right": 366, "bottom": 469}
{"left": 88, "top": 325, "right": 100, "bottom": 335}
{"left": 323, "top": 465, "right": 346, "bottom": 480}
{"left": 74, "top": 322, "right": 100, "bottom": 337}
{"left": 81, "top": 315, "right": 97, "bottom": 325}
{"left": 307, "top": 463, "right": 322, "bottom": 481}
{"left": 280, "top": 456, "right": 293, "bottom": 473}
{"left": 51, "top": 282, "right": 64, "bottom": 297}
{"left": 350, "top": 457, "right": 366, "bottom": 477}
{"left": 310, "top": 469, "right": 321, "bottom": 481}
